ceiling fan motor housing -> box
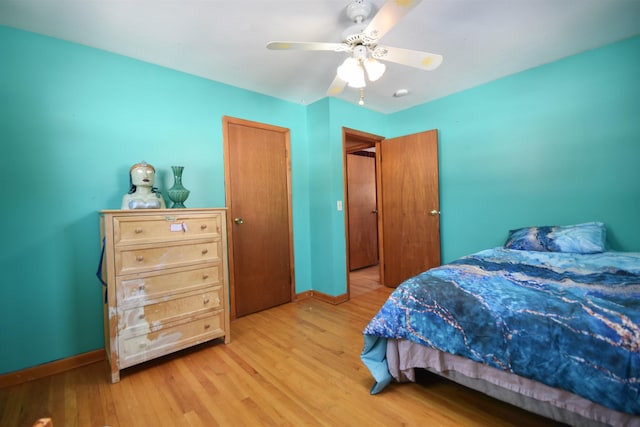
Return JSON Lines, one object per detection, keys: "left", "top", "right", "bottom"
{"left": 343, "top": 0, "right": 377, "bottom": 45}
{"left": 346, "top": 0, "right": 372, "bottom": 24}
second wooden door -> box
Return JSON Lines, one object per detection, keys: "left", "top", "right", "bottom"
{"left": 379, "top": 129, "right": 441, "bottom": 287}
{"left": 347, "top": 152, "right": 378, "bottom": 270}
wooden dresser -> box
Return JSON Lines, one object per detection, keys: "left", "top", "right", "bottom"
{"left": 99, "top": 208, "right": 230, "bottom": 383}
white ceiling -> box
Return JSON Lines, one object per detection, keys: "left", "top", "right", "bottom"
{"left": 1, "top": 0, "right": 639, "bottom": 113}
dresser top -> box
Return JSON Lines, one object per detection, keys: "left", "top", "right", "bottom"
{"left": 101, "top": 208, "right": 226, "bottom": 215}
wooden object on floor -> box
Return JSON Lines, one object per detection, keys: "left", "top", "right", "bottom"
{"left": 0, "top": 266, "right": 564, "bottom": 427}
{"left": 32, "top": 418, "right": 52, "bottom": 427}
{"left": 99, "top": 208, "right": 230, "bottom": 383}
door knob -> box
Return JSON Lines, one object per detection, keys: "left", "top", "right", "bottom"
{"left": 234, "top": 217, "right": 244, "bottom": 224}
{"left": 371, "top": 209, "right": 378, "bottom": 214}
{"left": 429, "top": 210, "right": 440, "bottom": 216}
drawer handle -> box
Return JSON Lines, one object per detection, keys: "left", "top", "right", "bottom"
{"left": 201, "top": 249, "right": 208, "bottom": 255}
{"left": 138, "top": 313, "right": 145, "bottom": 319}
{"left": 204, "top": 324, "right": 211, "bottom": 330}
{"left": 200, "top": 224, "right": 208, "bottom": 230}
{"left": 134, "top": 227, "right": 143, "bottom": 234}
{"left": 138, "top": 284, "right": 145, "bottom": 292}
{"left": 202, "top": 274, "right": 209, "bottom": 280}
{"left": 203, "top": 298, "right": 210, "bottom": 305}
{"left": 136, "top": 255, "right": 144, "bottom": 262}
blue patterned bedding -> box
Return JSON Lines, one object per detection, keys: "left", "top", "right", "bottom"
{"left": 362, "top": 248, "right": 640, "bottom": 414}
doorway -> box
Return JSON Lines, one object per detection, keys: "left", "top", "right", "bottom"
{"left": 343, "top": 127, "right": 441, "bottom": 295}
{"left": 222, "top": 116, "right": 295, "bottom": 319}
{"left": 343, "top": 128, "right": 384, "bottom": 295}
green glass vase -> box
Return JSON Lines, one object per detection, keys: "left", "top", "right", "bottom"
{"left": 167, "top": 166, "right": 190, "bottom": 208}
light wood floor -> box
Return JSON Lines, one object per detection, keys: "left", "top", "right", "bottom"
{"left": 0, "top": 265, "right": 564, "bottom": 427}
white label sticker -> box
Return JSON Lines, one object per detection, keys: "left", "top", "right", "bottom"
{"left": 170, "top": 223, "right": 182, "bottom": 232}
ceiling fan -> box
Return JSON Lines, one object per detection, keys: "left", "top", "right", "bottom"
{"left": 266, "top": 0, "right": 443, "bottom": 104}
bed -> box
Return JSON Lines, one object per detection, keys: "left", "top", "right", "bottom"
{"left": 361, "top": 222, "right": 640, "bottom": 426}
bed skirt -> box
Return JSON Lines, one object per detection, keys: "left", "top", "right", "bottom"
{"left": 386, "top": 338, "right": 640, "bottom": 427}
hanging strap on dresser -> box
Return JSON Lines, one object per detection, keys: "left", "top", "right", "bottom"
{"left": 96, "top": 237, "right": 108, "bottom": 302}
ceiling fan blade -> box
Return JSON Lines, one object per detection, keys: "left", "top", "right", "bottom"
{"left": 327, "top": 74, "right": 348, "bottom": 96}
{"left": 267, "top": 41, "right": 350, "bottom": 52}
{"left": 372, "top": 45, "right": 443, "bottom": 71}
{"left": 362, "top": 0, "right": 423, "bottom": 43}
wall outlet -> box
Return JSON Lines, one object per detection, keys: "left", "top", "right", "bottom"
{"left": 337, "top": 201, "right": 343, "bottom": 211}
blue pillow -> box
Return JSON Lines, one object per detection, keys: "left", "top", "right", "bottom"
{"left": 504, "top": 222, "right": 607, "bottom": 254}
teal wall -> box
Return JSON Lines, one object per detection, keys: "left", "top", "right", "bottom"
{"left": 387, "top": 35, "right": 640, "bottom": 262}
{"left": 1, "top": 25, "right": 638, "bottom": 374}
{"left": 306, "top": 98, "right": 387, "bottom": 297}
{"left": 0, "top": 26, "right": 329, "bottom": 374}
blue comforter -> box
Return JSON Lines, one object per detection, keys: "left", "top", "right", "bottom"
{"left": 362, "top": 248, "right": 640, "bottom": 414}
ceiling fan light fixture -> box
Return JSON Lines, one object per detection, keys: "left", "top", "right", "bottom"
{"left": 338, "top": 57, "right": 366, "bottom": 88}
{"left": 364, "top": 57, "right": 386, "bottom": 81}
{"left": 337, "top": 57, "right": 357, "bottom": 81}
{"left": 347, "top": 65, "right": 366, "bottom": 88}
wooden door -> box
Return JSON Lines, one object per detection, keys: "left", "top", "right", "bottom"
{"left": 346, "top": 152, "right": 378, "bottom": 270}
{"left": 223, "top": 117, "right": 294, "bottom": 318}
{"left": 379, "top": 130, "right": 440, "bottom": 287}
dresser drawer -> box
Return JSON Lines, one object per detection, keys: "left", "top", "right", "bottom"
{"left": 117, "top": 264, "right": 223, "bottom": 306}
{"left": 115, "top": 240, "right": 221, "bottom": 275}
{"left": 119, "top": 288, "right": 224, "bottom": 336}
{"left": 118, "top": 313, "right": 225, "bottom": 368}
{"left": 114, "top": 213, "right": 223, "bottom": 245}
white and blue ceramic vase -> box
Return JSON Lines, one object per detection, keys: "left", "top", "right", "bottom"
{"left": 167, "top": 166, "right": 190, "bottom": 208}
